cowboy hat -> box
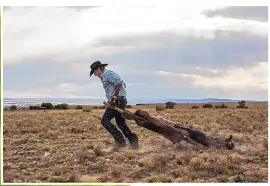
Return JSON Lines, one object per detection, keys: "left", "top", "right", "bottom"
{"left": 89, "top": 61, "right": 108, "bottom": 77}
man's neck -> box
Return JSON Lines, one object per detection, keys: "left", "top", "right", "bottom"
{"left": 99, "top": 69, "right": 106, "bottom": 79}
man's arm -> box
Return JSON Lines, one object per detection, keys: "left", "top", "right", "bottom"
{"left": 109, "top": 83, "right": 122, "bottom": 107}
{"left": 114, "top": 84, "right": 122, "bottom": 97}
{"left": 105, "top": 71, "right": 122, "bottom": 96}
{"left": 104, "top": 70, "right": 123, "bottom": 105}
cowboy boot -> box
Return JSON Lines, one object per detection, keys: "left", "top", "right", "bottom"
{"left": 128, "top": 133, "right": 139, "bottom": 149}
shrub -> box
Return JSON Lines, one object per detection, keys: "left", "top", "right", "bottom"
{"left": 237, "top": 100, "right": 248, "bottom": 108}
{"left": 110, "top": 166, "right": 123, "bottom": 179}
{"left": 203, "top": 103, "right": 213, "bottom": 108}
{"left": 73, "top": 149, "right": 89, "bottom": 163}
{"left": 165, "top": 102, "right": 175, "bottom": 109}
{"left": 41, "top": 102, "right": 54, "bottom": 109}
{"left": 62, "top": 103, "right": 69, "bottom": 109}
{"left": 191, "top": 106, "right": 199, "bottom": 109}
{"left": 156, "top": 106, "right": 165, "bottom": 111}
{"left": 125, "top": 105, "right": 132, "bottom": 109}
{"left": 54, "top": 104, "right": 61, "bottom": 109}
{"left": 10, "top": 105, "right": 17, "bottom": 111}
{"left": 54, "top": 103, "right": 69, "bottom": 109}
{"left": 147, "top": 174, "right": 172, "bottom": 183}
{"left": 76, "top": 105, "right": 83, "bottom": 109}
{"left": 215, "top": 104, "right": 228, "bottom": 108}
{"left": 189, "top": 157, "right": 203, "bottom": 171}
{"left": 29, "top": 105, "right": 46, "bottom": 110}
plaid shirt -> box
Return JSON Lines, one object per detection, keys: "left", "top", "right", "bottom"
{"left": 101, "top": 69, "right": 127, "bottom": 100}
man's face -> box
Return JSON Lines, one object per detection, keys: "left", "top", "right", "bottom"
{"left": 93, "top": 67, "right": 102, "bottom": 78}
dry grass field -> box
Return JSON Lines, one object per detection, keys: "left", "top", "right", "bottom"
{"left": 3, "top": 102, "right": 268, "bottom": 183}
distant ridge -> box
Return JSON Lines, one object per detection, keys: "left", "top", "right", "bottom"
{"left": 201, "top": 98, "right": 266, "bottom": 103}
{"left": 3, "top": 97, "right": 267, "bottom": 106}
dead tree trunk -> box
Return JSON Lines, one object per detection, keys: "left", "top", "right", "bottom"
{"left": 123, "top": 109, "right": 234, "bottom": 150}
{"left": 132, "top": 110, "right": 188, "bottom": 143}
{"left": 104, "top": 101, "right": 234, "bottom": 150}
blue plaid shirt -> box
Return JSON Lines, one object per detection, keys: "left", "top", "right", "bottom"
{"left": 101, "top": 69, "right": 127, "bottom": 100}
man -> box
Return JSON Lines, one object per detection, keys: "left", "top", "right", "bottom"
{"left": 90, "top": 61, "right": 139, "bottom": 149}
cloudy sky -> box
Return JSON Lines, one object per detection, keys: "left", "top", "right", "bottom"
{"left": 3, "top": 6, "right": 268, "bottom": 100}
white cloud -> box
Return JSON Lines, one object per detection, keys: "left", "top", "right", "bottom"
{"left": 4, "top": 82, "right": 103, "bottom": 98}
{"left": 4, "top": 90, "right": 101, "bottom": 99}
{"left": 203, "top": 6, "right": 268, "bottom": 22}
{"left": 56, "top": 83, "right": 80, "bottom": 92}
{"left": 156, "top": 62, "right": 268, "bottom": 90}
{"left": 4, "top": 6, "right": 268, "bottom": 65}
{"left": 4, "top": 91, "right": 53, "bottom": 98}
{"left": 4, "top": 90, "right": 101, "bottom": 98}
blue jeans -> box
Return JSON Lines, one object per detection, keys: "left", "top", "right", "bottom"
{"left": 101, "top": 97, "right": 138, "bottom": 147}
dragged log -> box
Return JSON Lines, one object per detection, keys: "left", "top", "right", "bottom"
{"left": 123, "top": 109, "right": 234, "bottom": 150}
{"left": 104, "top": 102, "right": 234, "bottom": 150}
{"left": 132, "top": 110, "right": 188, "bottom": 143}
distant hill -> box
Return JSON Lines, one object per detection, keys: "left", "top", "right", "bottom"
{"left": 3, "top": 97, "right": 267, "bottom": 106}
{"left": 134, "top": 98, "right": 267, "bottom": 104}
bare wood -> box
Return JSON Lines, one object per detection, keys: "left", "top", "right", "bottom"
{"left": 102, "top": 103, "right": 233, "bottom": 149}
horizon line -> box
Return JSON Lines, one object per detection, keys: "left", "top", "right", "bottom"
{"left": 3, "top": 97, "right": 267, "bottom": 101}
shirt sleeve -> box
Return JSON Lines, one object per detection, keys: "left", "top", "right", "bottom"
{"left": 103, "top": 70, "right": 122, "bottom": 85}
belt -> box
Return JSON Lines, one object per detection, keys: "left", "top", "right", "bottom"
{"left": 117, "top": 96, "right": 126, "bottom": 99}
{"left": 110, "top": 96, "right": 126, "bottom": 100}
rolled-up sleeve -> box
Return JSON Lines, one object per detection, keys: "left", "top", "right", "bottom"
{"left": 104, "top": 70, "right": 122, "bottom": 85}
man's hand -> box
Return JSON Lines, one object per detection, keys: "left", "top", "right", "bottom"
{"left": 109, "top": 96, "right": 117, "bottom": 107}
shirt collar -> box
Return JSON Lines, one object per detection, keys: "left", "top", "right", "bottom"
{"left": 100, "top": 69, "right": 106, "bottom": 79}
